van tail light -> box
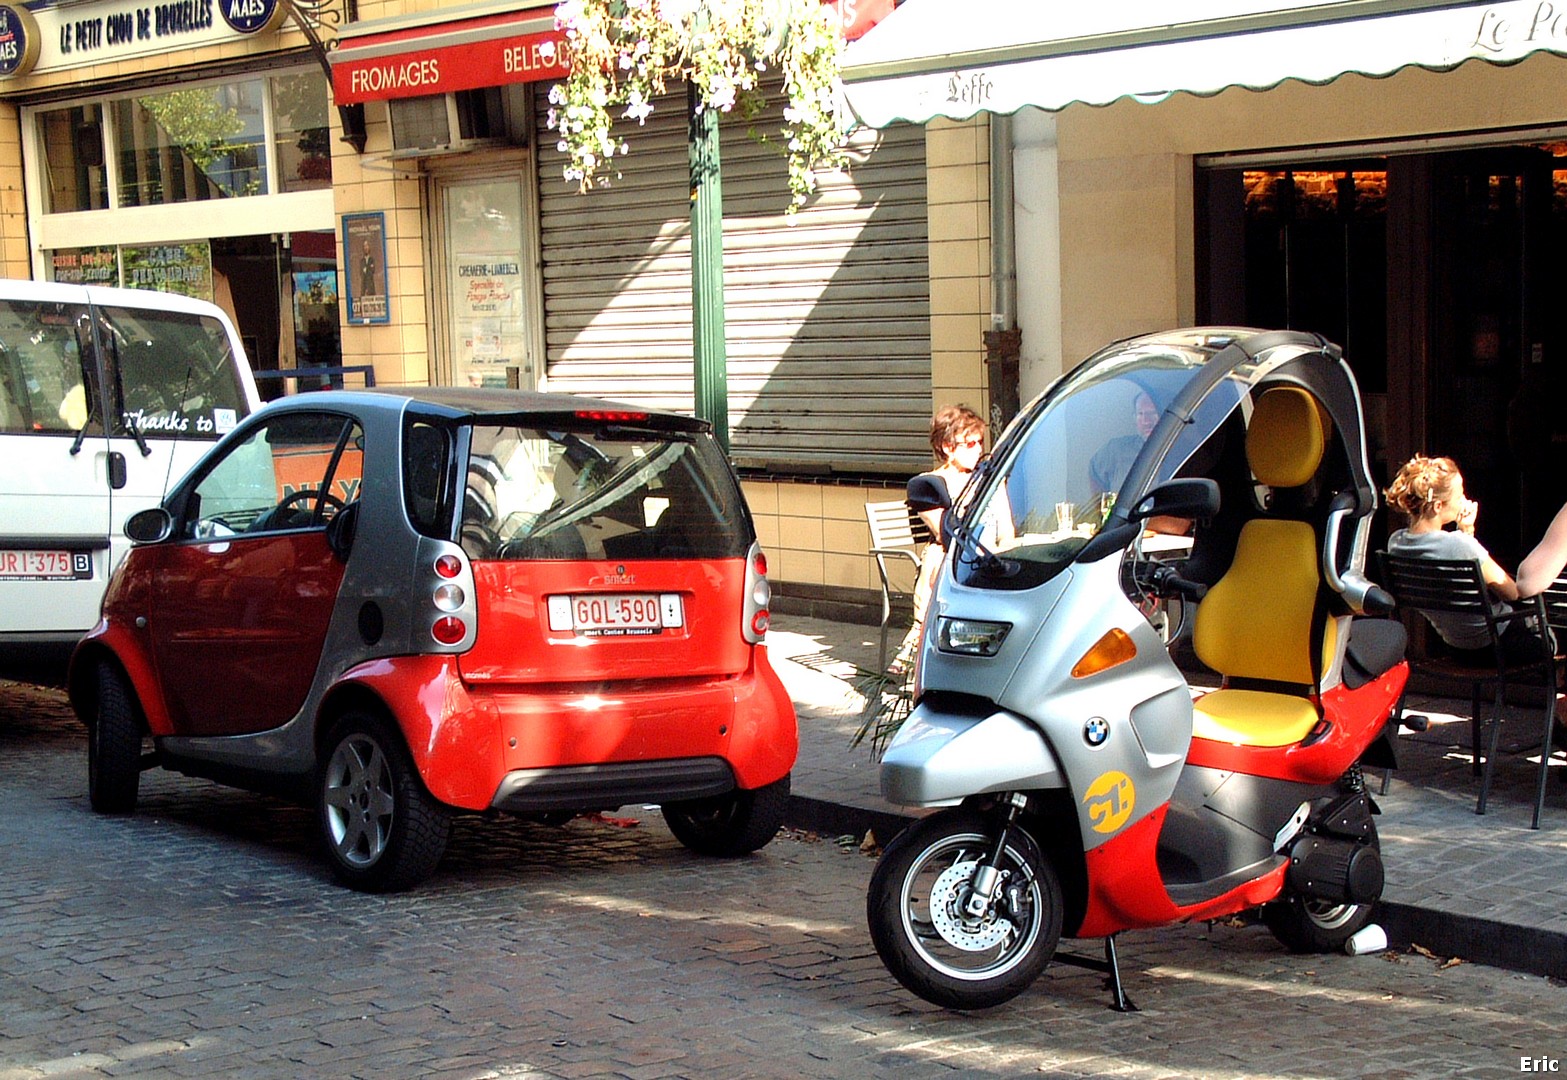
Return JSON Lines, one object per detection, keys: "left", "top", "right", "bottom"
{"left": 425, "top": 544, "right": 476, "bottom": 651}
{"left": 742, "top": 542, "right": 771, "bottom": 644}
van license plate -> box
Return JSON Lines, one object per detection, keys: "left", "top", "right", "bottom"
{"left": 0, "top": 549, "right": 92, "bottom": 581}
{"left": 549, "top": 593, "right": 684, "bottom": 636}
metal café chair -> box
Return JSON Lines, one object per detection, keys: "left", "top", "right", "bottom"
{"left": 1376, "top": 552, "right": 1557, "bottom": 829}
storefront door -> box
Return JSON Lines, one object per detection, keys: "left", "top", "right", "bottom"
{"left": 431, "top": 172, "right": 539, "bottom": 390}
{"left": 1199, "top": 140, "right": 1567, "bottom": 567}
{"left": 1424, "top": 149, "right": 1563, "bottom": 562}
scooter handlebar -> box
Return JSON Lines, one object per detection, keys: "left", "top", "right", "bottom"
{"left": 1142, "top": 562, "right": 1208, "bottom": 602}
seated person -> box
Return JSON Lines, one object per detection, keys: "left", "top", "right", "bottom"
{"left": 1518, "top": 499, "right": 1567, "bottom": 598}
{"left": 1385, "top": 454, "right": 1550, "bottom": 664}
{"left": 1090, "top": 388, "right": 1190, "bottom": 537}
{"left": 1089, "top": 389, "right": 1160, "bottom": 497}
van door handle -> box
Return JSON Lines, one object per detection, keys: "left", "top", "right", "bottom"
{"left": 107, "top": 451, "right": 127, "bottom": 490}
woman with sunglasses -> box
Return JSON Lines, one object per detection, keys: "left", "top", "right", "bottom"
{"left": 890, "top": 405, "right": 987, "bottom": 674}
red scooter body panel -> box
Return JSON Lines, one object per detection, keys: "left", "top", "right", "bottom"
{"left": 1074, "top": 806, "right": 1291, "bottom": 938}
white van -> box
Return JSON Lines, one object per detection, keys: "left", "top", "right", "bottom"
{"left": 0, "top": 280, "right": 260, "bottom": 678}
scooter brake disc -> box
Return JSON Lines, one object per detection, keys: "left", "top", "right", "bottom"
{"left": 929, "top": 859, "right": 1013, "bottom": 952}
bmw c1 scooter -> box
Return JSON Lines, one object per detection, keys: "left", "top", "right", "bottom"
{"left": 866, "top": 329, "right": 1410, "bottom": 1011}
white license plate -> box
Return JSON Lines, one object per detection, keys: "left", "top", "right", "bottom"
{"left": 547, "top": 593, "right": 684, "bottom": 637}
{"left": 0, "top": 549, "right": 93, "bottom": 582}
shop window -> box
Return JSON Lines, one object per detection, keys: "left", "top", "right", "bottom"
{"left": 272, "top": 71, "right": 332, "bottom": 193}
{"left": 38, "top": 105, "right": 108, "bottom": 214}
{"left": 115, "top": 80, "right": 268, "bottom": 206}
{"left": 390, "top": 86, "right": 529, "bottom": 154}
{"left": 390, "top": 96, "right": 450, "bottom": 152}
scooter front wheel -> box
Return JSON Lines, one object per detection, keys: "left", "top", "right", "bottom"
{"left": 867, "top": 808, "right": 1062, "bottom": 1009}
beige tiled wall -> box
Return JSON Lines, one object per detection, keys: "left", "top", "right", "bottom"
{"left": 743, "top": 479, "right": 913, "bottom": 596}
{"left": 0, "top": 102, "right": 25, "bottom": 279}
{"left": 329, "top": 100, "right": 430, "bottom": 388}
{"left": 925, "top": 117, "right": 990, "bottom": 419}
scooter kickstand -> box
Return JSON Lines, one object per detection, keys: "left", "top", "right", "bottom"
{"left": 1103, "top": 935, "right": 1137, "bottom": 1013}
{"left": 1055, "top": 934, "right": 1138, "bottom": 1012}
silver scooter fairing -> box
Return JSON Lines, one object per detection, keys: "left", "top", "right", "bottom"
{"left": 883, "top": 542, "right": 1191, "bottom": 844}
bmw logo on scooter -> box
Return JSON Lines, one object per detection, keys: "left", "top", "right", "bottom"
{"left": 1084, "top": 716, "right": 1109, "bottom": 746}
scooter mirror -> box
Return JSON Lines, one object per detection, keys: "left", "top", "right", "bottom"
{"left": 1129, "top": 478, "right": 1220, "bottom": 523}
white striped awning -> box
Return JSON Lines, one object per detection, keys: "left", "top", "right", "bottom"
{"left": 841, "top": 0, "right": 1567, "bottom": 127}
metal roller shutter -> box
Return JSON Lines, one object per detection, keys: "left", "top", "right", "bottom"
{"left": 536, "top": 84, "right": 930, "bottom": 475}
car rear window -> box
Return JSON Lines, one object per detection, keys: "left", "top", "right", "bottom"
{"left": 460, "top": 422, "right": 751, "bottom": 561}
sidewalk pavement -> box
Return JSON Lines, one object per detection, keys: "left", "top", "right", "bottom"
{"left": 764, "top": 612, "right": 1567, "bottom": 981}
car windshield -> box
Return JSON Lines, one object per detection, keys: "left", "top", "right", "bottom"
{"left": 955, "top": 332, "right": 1252, "bottom": 590}
{"left": 460, "top": 422, "right": 751, "bottom": 561}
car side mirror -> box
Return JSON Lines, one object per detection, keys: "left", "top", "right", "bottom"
{"left": 1128, "top": 478, "right": 1220, "bottom": 523}
{"left": 125, "top": 507, "right": 173, "bottom": 544}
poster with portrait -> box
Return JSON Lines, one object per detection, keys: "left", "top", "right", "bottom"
{"left": 342, "top": 212, "right": 389, "bottom": 325}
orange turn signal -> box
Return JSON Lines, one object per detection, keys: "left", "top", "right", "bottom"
{"left": 1071, "top": 628, "right": 1137, "bottom": 679}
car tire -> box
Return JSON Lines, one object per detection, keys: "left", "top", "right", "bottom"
{"left": 89, "top": 662, "right": 143, "bottom": 815}
{"left": 318, "top": 712, "right": 451, "bottom": 893}
{"left": 663, "top": 773, "right": 790, "bottom": 857}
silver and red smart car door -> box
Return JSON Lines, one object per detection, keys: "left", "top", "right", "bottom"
{"left": 147, "top": 529, "right": 345, "bottom": 736}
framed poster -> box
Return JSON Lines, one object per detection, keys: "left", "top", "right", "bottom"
{"left": 342, "top": 211, "right": 390, "bottom": 325}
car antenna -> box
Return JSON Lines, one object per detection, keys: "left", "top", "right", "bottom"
{"left": 158, "top": 365, "right": 195, "bottom": 499}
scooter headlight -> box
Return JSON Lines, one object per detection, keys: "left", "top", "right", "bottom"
{"left": 935, "top": 617, "right": 1011, "bottom": 657}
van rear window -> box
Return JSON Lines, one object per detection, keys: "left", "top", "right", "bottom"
{"left": 460, "top": 423, "right": 751, "bottom": 561}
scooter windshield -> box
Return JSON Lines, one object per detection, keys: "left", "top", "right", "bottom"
{"left": 953, "top": 332, "right": 1249, "bottom": 591}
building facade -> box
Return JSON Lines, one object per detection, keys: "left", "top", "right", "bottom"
{"left": 0, "top": 0, "right": 340, "bottom": 392}
{"left": 0, "top": 0, "right": 991, "bottom": 621}
{"left": 847, "top": 0, "right": 1567, "bottom": 573}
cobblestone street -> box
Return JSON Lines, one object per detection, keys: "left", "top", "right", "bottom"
{"left": 2, "top": 680, "right": 1563, "bottom": 1080}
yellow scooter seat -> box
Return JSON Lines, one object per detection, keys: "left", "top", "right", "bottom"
{"left": 1191, "top": 688, "right": 1320, "bottom": 748}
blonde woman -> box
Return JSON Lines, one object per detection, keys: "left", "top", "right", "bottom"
{"left": 1385, "top": 454, "right": 1548, "bottom": 663}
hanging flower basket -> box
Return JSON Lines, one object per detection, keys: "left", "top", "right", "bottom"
{"left": 550, "top": 0, "right": 850, "bottom": 211}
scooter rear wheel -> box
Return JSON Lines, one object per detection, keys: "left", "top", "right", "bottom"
{"left": 867, "top": 808, "right": 1062, "bottom": 1009}
{"left": 1262, "top": 825, "right": 1380, "bottom": 953}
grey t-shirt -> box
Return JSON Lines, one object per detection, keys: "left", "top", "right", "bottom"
{"left": 1387, "top": 527, "right": 1509, "bottom": 650}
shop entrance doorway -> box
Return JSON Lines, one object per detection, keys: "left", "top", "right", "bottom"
{"left": 428, "top": 169, "right": 540, "bottom": 390}
{"left": 1199, "top": 140, "right": 1567, "bottom": 567}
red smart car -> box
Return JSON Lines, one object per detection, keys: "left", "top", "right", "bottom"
{"left": 70, "top": 388, "right": 797, "bottom": 891}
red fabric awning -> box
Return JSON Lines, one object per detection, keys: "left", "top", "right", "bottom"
{"left": 331, "top": 0, "right": 896, "bottom": 106}
{"left": 331, "top": 9, "right": 568, "bottom": 105}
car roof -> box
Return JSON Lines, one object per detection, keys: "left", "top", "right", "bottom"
{"left": 265, "top": 386, "right": 712, "bottom": 432}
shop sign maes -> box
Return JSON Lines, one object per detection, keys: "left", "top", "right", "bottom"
{"left": 7, "top": 0, "right": 282, "bottom": 77}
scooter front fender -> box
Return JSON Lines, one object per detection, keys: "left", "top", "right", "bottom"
{"left": 881, "top": 701, "right": 1064, "bottom": 807}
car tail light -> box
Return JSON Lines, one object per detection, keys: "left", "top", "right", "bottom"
{"left": 431, "top": 616, "right": 467, "bottom": 645}
{"left": 742, "top": 542, "right": 771, "bottom": 644}
{"left": 424, "top": 543, "right": 476, "bottom": 652}
{"left": 575, "top": 409, "right": 648, "bottom": 423}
